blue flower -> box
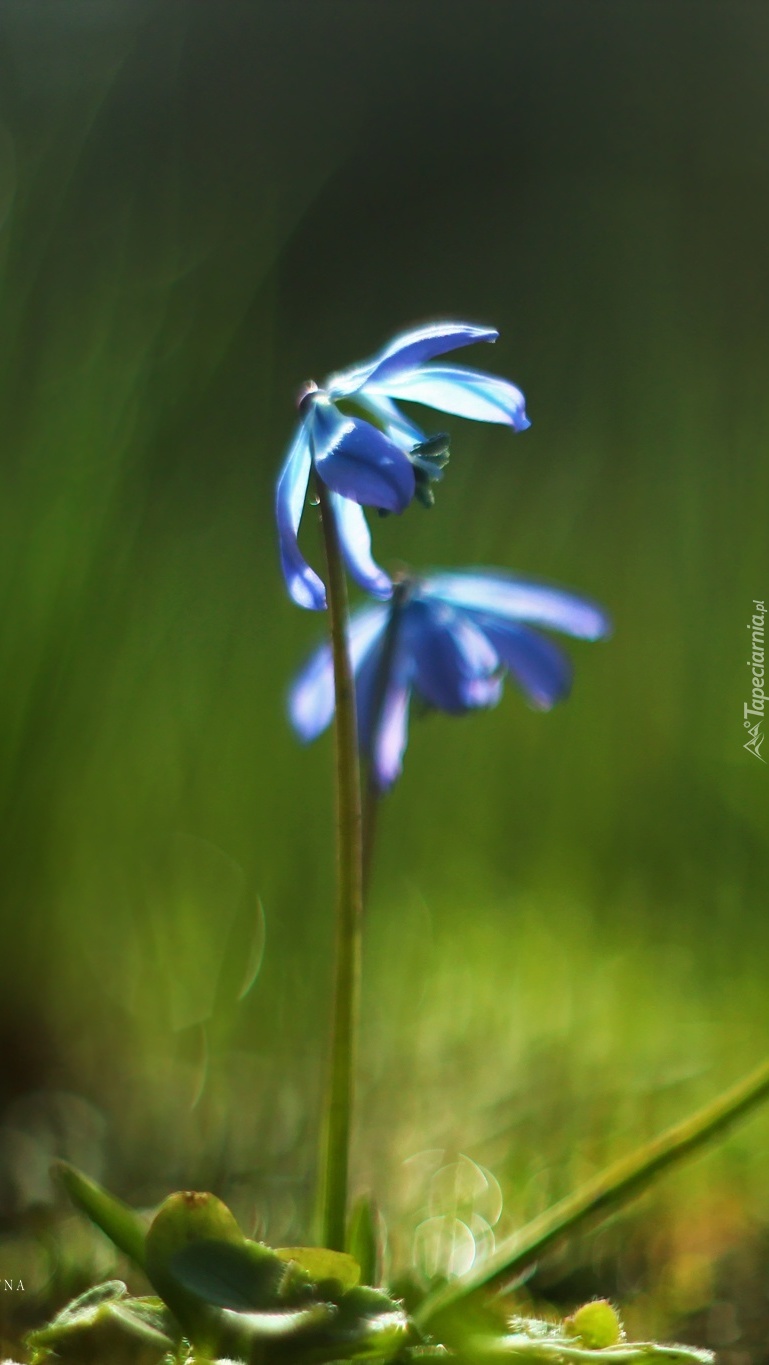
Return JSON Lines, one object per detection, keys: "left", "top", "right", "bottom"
{"left": 276, "top": 323, "right": 530, "bottom": 612}
{"left": 289, "top": 569, "right": 610, "bottom": 791}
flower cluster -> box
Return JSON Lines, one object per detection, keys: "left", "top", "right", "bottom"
{"left": 277, "top": 321, "right": 609, "bottom": 787}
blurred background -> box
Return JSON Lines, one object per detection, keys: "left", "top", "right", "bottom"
{"left": 0, "top": 1, "right": 768, "bottom": 1357}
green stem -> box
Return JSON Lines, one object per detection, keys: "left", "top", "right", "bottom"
{"left": 315, "top": 479, "right": 364, "bottom": 1253}
{"left": 415, "top": 1053, "right": 769, "bottom": 1331}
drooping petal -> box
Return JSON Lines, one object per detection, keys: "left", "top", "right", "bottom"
{"left": 350, "top": 620, "right": 413, "bottom": 790}
{"left": 325, "top": 323, "right": 499, "bottom": 399}
{"left": 482, "top": 620, "right": 573, "bottom": 709}
{"left": 463, "top": 674, "right": 505, "bottom": 707}
{"left": 288, "top": 605, "right": 389, "bottom": 742}
{"left": 331, "top": 494, "right": 393, "bottom": 601}
{"left": 310, "top": 398, "right": 415, "bottom": 512}
{"left": 423, "top": 571, "right": 612, "bottom": 640}
{"left": 370, "top": 365, "right": 530, "bottom": 430}
{"left": 356, "top": 392, "right": 426, "bottom": 448}
{"left": 370, "top": 679, "right": 412, "bottom": 792}
{"left": 275, "top": 423, "right": 326, "bottom": 611}
{"left": 352, "top": 636, "right": 385, "bottom": 757}
{"left": 405, "top": 600, "right": 501, "bottom": 714}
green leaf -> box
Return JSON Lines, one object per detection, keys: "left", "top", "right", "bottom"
{"left": 348, "top": 1196, "right": 385, "bottom": 1287}
{"left": 53, "top": 1163, "right": 148, "bottom": 1270}
{"left": 108, "top": 1297, "right": 177, "bottom": 1344}
{"left": 145, "top": 1190, "right": 244, "bottom": 1268}
{"left": 218, "top": 1301, "right": 335, "bottom": 1342}
{"left": 331, "top": 1287, "right": 411, "bottom": 1360}
{"left": 144, "top": 1190, "right": 247, "bottom": 1338}
{"left": 416, "top": 1053, "right": 769, "bottom": 1332}
{"left": 432, "top": 1314, "right": 712, "bottom": 1365}
{"left": 463, "top": 1328, "right": 713, "bottom": 1365}
{"left": 275, "top": 1245, "right": 361, "bottom": 1292}
{"left": 169, "top": 1237, "right": 291, "bottom": 1311}
{"left": 27, "top": 1282, "right": 176, "bottom": 1361}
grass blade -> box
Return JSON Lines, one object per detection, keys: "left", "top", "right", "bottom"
{"left": 416, "top": 1055, "right": 769, "bottom": 1330}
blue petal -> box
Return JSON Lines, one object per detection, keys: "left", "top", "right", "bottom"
{"left": 288, "top": 605, "right": 389, "bottom": 742}
{"left": 357, "top": 392, "right": 426, "bottom": 448}
{"left": 351, "top": 622, "right": 413, "bottom": 790}
{"left": 405, "top": 600, "right": 500, "bottom": 713}
{"left": 330, "top": 494, "right": 393, "bottom": 601}
{"left": 463, "top": 674, "right": 505, "bottom": 707}
{"left": 275, "top": 424, "right": 326, "bottom": 611}
{"left": 370, "top": 679, "right": 412, "bottom": 792}
{"left": 310, "top": 398, "right": 415, "bottom": 512}
{"left": 371, "top": 365, "right": 530, "bottom": 430}
{"left": 352, "top": 634, "right": 385, "bottom": 756}
{"left": 325, "top": 323, "right": 499, "bottom": 398}
{"left": 423, "top": 571, "right": 611, "bottom": 640}
{"left": 482, "top": 621, "right": 573, "bottom": 709}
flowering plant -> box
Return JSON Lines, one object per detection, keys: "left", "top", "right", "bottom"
{"left": 37, "top": 323, "right": 769, "bottom": 1365}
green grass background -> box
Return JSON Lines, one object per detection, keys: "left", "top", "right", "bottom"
{"left": 0, "top": 1, "right": 768, "bottom": 1346}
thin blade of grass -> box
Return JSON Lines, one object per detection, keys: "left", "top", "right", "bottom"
{"left": 416, "top": 1055, "right": 769, "bottom": 1330}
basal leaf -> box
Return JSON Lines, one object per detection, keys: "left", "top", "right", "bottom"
{"left": 275, "top": 1245, "right": 361, "bottom": 1292}
{"left": 169, "top": 1237, "right": 289, "bottom": 1311}
{"left": 53, "top": 1163, "right": 148, "bottom": 1269}
{"left": 27, "top": 1282, "right": 176, "bottom": 1361}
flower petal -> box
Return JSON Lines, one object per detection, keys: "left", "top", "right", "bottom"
{"left": 331, "top": 494, "right": 393, "bottom": 601}
{"left": 275, "top": 424, "right": 326, "bottom": 611}
{"left": 406, "top": 600, "right": 500, "bottom": 713}
{"left": 351, "top": 621, "right": 413, "bottom": 790}
{"left": 463, "top": 674, "right": 505, "bottom": 707}
{"left": 371, "top": 365, "right": 530, "bottom": 430}
{"left": 325, "top": 323, "right": 499, "bottom": 398}
{"left": 423, "top": 571, "right": 611, "bottom": 640}
{"left": 288, "top": 605, "right": 389, "bottom": 741}
{"left": 310, "top": 399, "right": 415, "bottom": 512}
{"left": 357, "top": 392, "right": 426, "bottom": 448}
{"left": 370, "top": 680, "right": 412, "bottom": 792}
{"left": 482, "top": 620, "right": 573, "bottom": 709}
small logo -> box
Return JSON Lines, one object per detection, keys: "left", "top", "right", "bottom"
{"left": 744, "top": 717, "right": 765, "bottom": 762}
{"left": 744, "top": 599, "right": 766, "bottom": 763}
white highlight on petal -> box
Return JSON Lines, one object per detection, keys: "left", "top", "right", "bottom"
{"left": 371, "top": 681, "right": 411, "bottom": 791}
{"left": 423, "top": 571, "right": 611, "bottom": 639}
{"left": 370, "top": 365, "right": 529, "bottom": 428}
{"left": 325, "top": 322, "right": 498, "bottom": 398}
{"left": 288, "top": 606, "right": 389, "bottom": 741}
